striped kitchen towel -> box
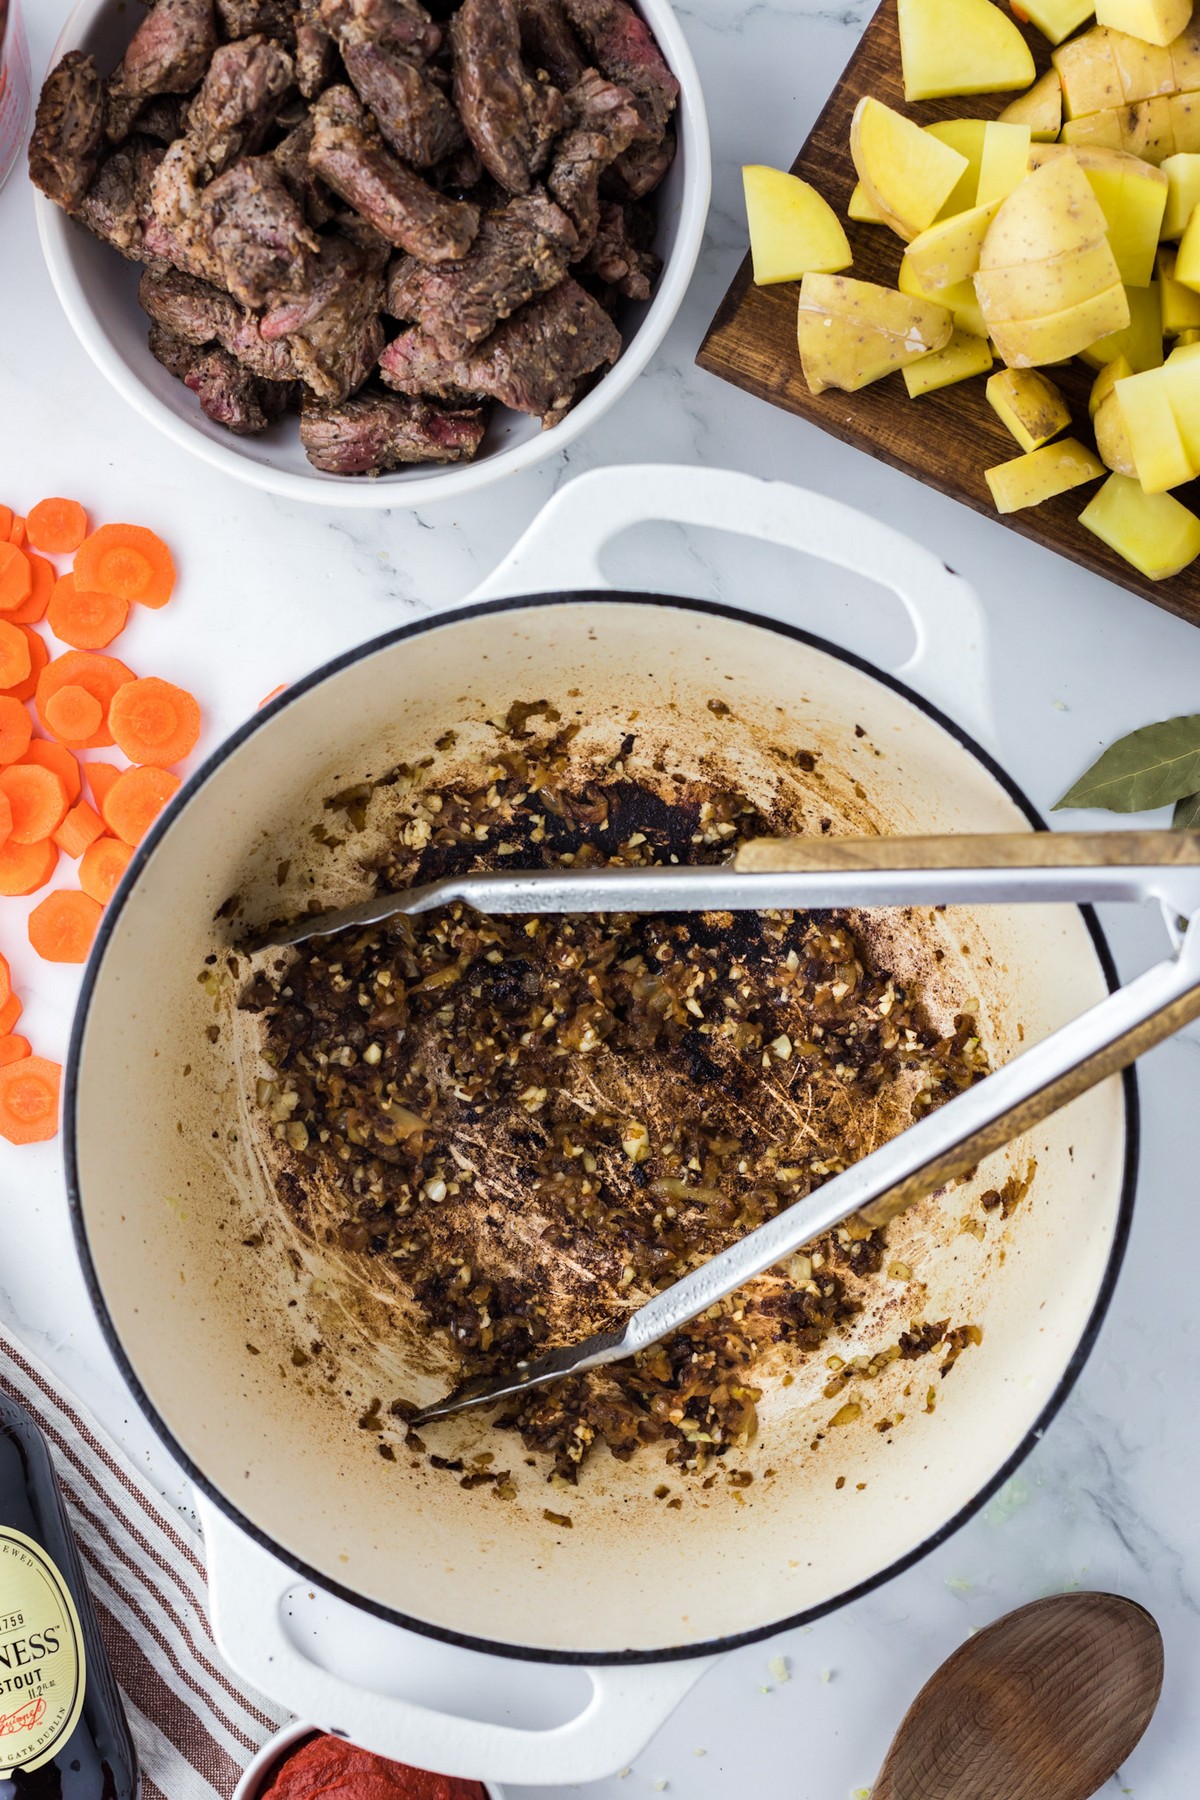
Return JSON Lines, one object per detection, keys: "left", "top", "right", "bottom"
{"left": 0, "top": 1324, "right": 292, "bottom": 1800}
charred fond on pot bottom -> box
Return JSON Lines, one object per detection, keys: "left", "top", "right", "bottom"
{"left": 239, "top": 709, "right": 998, "bottom": 1484}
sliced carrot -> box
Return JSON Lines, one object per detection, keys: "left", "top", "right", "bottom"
{"left": 109, "top": 677, "right": 201, "bottom": 768}
{"left": 26, "top": 498, "right": 88, "bottom": 556}
{"left": 0, "top": 838, "right": 58, "bottom": 897}
{"left": 0, "top": 793, "right": 9, "bottom": 847}
{"left": 258, "top": 684, "right": 288, "bottom": 709}
{"left": 0, "top": 507, "right": 11, "bottom": 540}
{"left": 0, "top": 621, "right": 31, "bottom": 690}
{"left": 0, "top": 697, "right": 32, "bottom": 766}
{"left": 53, "top": 799, "right": 106, "bottom": 859}
{"left": 8, "top": 553, "right": 55, "bottom": 626}
{"left": 0, "top": 1035, "right": 30, "bottom": 1066}
{"left": 0, "top": 993, "right": 20, "bottom": 1035}
{"left": 47, "top": 574, "right": 130, "bottom": 651}
{"left": 0, "top": 1055, "right": 61, "bottom": 1144}
{"left": 0, "top": 952, "right": 9, "bottom": 1007}
{"left": 35, "top": 650, "right": 133, "bottom": 749}
{"left": 29, "top": 889, "right": 103, "bottom": 964}
{"left": 0, "top": 543, "right": 31, "bottom": 613}
{"left": 23, "top": 740, "right": 81, "bottom": 804}
{"left": 8, "top": 518, "right": 26, "bottom": 549}
{"left": 0, "top": 764, "right": 69, "bottom": 844}
{"left": 45, "top": 685, "right": 104, "bottom": 744}
{"left": 2, "top": 629, "right": 48, "bottom": 705}
{"left": 102, "top": 765, "right": 180, "bottom": 845}
{"left": 80, "top": 834, "right": 133, "bottom": 903}
{"left": 83, "top": 761, "right": 121, "bottom": 812}
{"left": 75, "top": 524, "right": 175, "bottom": 609}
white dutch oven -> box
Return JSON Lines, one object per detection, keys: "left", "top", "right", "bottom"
{"left": 66, "top": 468, "right": 1135, "bottom": 1787}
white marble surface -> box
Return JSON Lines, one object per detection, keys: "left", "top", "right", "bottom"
{"left": 3, "top": 2, "right": 1200, "bottom": 1795}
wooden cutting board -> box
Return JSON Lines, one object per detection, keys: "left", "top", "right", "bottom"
{"left": 696, "top": 0, "right": 1200, "bottom": 630}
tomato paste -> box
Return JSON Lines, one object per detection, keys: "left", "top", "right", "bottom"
{"left": 260, "top": 1732, "right": 490, "bottom": 1800}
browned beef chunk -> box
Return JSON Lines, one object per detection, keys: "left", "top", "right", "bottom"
{"left": 29, "top": 52, "right": 106, "bottom": 211}
{"left": 517, "top": 0, "right": 585, "bottom": 91}
{"left": 199, "top": 155, "right": 322, "bottom": 308}
{"left": 300, "top": 388, "right": 486, "bottom": 471}
{"left": 272, "top": 116, "right": 338, "bottom": 225}
{"left": 343, "top": 40, "right": 464, "bottom": 167}
{"left": 380, "top": 275, "right": 619, "bottom": 424}
{"left": 579, "top": 197, "right": 658, "bottom": 299}
{"left": 134, "top": 96, "right": 187, "bottom": 144}
{"left": 560, "top": 0, "right": 677, "bottom": 142}
{"left": 106, "top": 0, "right": 219, "bottom": 142}
{"left": 606, "top": 123, "right": 674, "bottom": 200}
{"left": 216, "top": 0, "right": 298, "bottom": 38}
{"left": 451, "top": 0, "right": 564, "bottom": 196}
{"left": 309, "top": 86, "right": 478, "bottom": 261}
{"left": 386, "top": 189, "right": 577, "bottom": 355}
{"left": 139, "top": 265, "right": 304, "bottom": 380}
{"left": 184, "top": 36, "right": 295, "bottom": 177}
{"left": 77, "top": 138, "right": 166, "bottom": 259}
{"left": 149, "top": 322, "right": 296, "bottom": 432}
{"left": 295, "top": 19, "right": 339, "bottom": 96}
{"left": 547, "top": 68, "right": 638, "bottom": 245}
{"left": 318, "top": 0, "right": 442, "bottom": 57}
{"left": 264, "top": 230, "right": 387, "bottom": 399}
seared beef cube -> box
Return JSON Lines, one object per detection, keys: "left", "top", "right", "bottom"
{"left": 106, "top": 0, "right": 218, "bottom": 142}
{"left": 29, "top": 51, "right": 106, "bottom": 211}
{"left": 200, "top": 156, "right": 322, "bottom": 309}
{"left": 547, "top": 68, "right": 638, "bottom": 245}
{"left": 319, "top": 0, "right": 442, "bottom": 58}
{"left": 134, "top": 95, "right": 187, "bottom": 144}
{"left": 343, "top": 40, "right": 464, "bottom": 168}
{"left": 184, "top": 36, "right": 295, "bottom": 177}
{"left": 579, "top": 197, "right": 658, "bottom": 299}
{"left": 149, "top": 322, "right": 296, "bottom": 432}
{"left": 288, "top": 249, "right": 388, "bottom": 399}
{"left": 295, "top": 18, "right": 339, "bottom": 96}
{"left": 300, "top": 388, "right": 486, "bottom": 472}
{"left": 77, "top": 138, "right": 166, "bottom": 259}
{"left": 518, "top": 0, "right": 586, "bottom": 91}
{"left": 606, "top": 124, "right": 674, "bottom": 200}
{"left": 380, "top": 276, "right": 620, "bottom": 424}
{"left": 272, "top": 116, "right": 338, "bottom": 226}
{"left": 386, "top": 189, "right": 577, "bottom": 355}
{"left": 561, "top": 0, "right": 678, "bottom": 142}
{"left": 451, "top": 0, "right": 564, "bottom": 196}
{"left": 216, "top": 0, "right": 298, "bottom": 38}
{"left": 139, "top": 265, "right": 305, "bottom": 381}
{"left": 309, "top": 86, "right": 479, "bottom": 262}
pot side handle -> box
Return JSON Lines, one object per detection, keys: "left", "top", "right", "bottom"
{"left": 199, "top": 1498, "right": 714, "bottom": 1789}
{"left": 469, "top": 463, "right": 997, "bottom": 751}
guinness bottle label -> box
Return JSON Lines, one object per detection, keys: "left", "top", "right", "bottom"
{"left": 0, "top": 1526, "right": 87, "bottom": 1775}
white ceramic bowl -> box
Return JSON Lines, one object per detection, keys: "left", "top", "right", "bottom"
{"left": 34, "top": 0, "right": 710, "bottom": 508}
{"left": 232, "top": 1721, "right": 506, "bottom": 1799}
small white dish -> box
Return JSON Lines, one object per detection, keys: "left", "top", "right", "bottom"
{"left": 232, "top": 1721, "right": 506, "bottom": 1799}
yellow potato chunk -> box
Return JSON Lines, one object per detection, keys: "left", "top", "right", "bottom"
{"left": 1094, "top": 392, "right": 1139, "bottom": 473}
{"left": 977, "top": 122, "right": 1033, "bottom": 204}
{"left": 1095, "top": 0, "right": 1192, "bottom": 49}
{"left": 1158, "top": 244, "right": 1200, "bottom": 325}
{"left": 796, "top": 273, "right": 954, "bottom": 394}
{"left": 904, "top": 201, "right": 1001, "bottom": 290}
{"left": 926, "top": 119, "right": 989, "bottom": 215}
{"left": 1170, "top": 16, "right": 1200, "bottom": 89}
{"left": 988, "top": 283, "right": 1131, "bottom": 364}
{"left": 1170, "top": 89, "right": 1200, "bottom": 150}
{"left": 1089, "top": 352, "right": 1134, "bottom": 413}
{"left": 898, "top": 256, "right": 991, "bottom": 335}
{"left": 1060, "top": 108, "right": 1127, "bottom": 150}
{"left": 898, "top": 0, "right": 1036, "bottom": 99}
{"left": 1080, "top": 280, "right": 1164, "bottom": 367}
{"left": 743, "top": 167, "right": 852, "bottom": 284}
{"left": 985, "top": 438, "right": 1106, "bottom": 511}
{"left": 1053, "top": 28, "right": 1123, "bottom": 117}
{"left": 1029, "top": 143, "right": 1167, "bottom": 284}
{"left": 1079, "top": 472, "right": 1200, "bottom": 576}
{"left": 980, "top": 152, "right": 1110, "bottom": 267}
{"left": 1175, "top": 196, "right": 1200, "bottom": 286}
{"left": 976, "top": 239, "right": 1124, "bottom": 317}
{"left": 1122, "top": 95, "right": 1177, "bottom": 161}
{"left": 850, "top": 98, "right": 969, "bottom": 236}
{"left": 1019, "top": 0, "right": 1097, "bottom": 43}
{"left": 1109, "top": 27, "right": 1176, "bottom": 99}
{"left": 986, "top": 367, "right": 1072, "bottom": 447}
{"left": 848, "top": 181, "right": 887, "bottom": 224}
{"left": 902, "top": 329, "right": 994, "bottom": 394}
{"left": 1159, "top": 340, "right": 1200, "bottom": 462}
{"left": 999, "top": 68, "right": 1064, "bottom": 137}
{"left": 1115, "top": 365, "right": 1194, "bottom": 487}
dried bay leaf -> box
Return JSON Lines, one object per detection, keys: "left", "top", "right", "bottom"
{"left": 1055, "top": 715, "right": 1200, "bottom": 814}
{"left": 1173, "top": 792, "right": 1200, "bottom": 830}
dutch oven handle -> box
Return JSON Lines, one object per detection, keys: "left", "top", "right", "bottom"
{"left": 470, "top": 463, "right": 997, "bottom": 751}
{"left": 200, "top": 1499, "right": 715, "bottom": 1789}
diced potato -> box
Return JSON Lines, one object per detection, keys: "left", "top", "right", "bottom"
{"left": 1158, "top": 244, "right": 1200, "bottom": 326}
{"left": 1095, "top": 0, "right": 1192, "bottom": 50}
{"left": 980, "top": 152, "right": 1109, "bottom": 267}
{"left": 1053, "top": 28, "right": 1122, "bottom": 117}
{"left": 1079, "top": 472, "right": 1200, "bottom": 576}
{"left": 926, "top": 119, "right": 989, "bottom": 215}
{"left": 1174, "top": 197, "right": 1200, "bottom": 285}
{"left": 1063, "top": 149, "right": 1167, "bottom": 284}
{"left": 1159, "top": 346, "right": 1200, "bottom": 464}
{"left": 1159, "top": 152, "right": 1200, "bottom": 235}
{"left": 1088, "top": 352, "right": 1134, "bottom": 414}
{"left": 1170, "top": 17, "right": 1200, "bottom": 90}
{"left": 976, "top": 238, "right": 1122, "bottom": 318}
{"left": 904, "top": 201, "right": 1001, "bottom": 290}
{"left": 899, "top": 256, "right": 991, "bottom": 335}
{"left": 1018, "top": 0, "right": 1096, "bottom": 45}
{"left": 897, "top": 0, "right": 1036, "bottom": 100}
{"left": 977, "top": 122, "right": 1033, "bottom": 203}
{"left": 903, "top": 329, "right": 994, "bottom": 394}
{"left": 796, "top": 273, "right": 954, "bottom": 394}
{"left": 1080, "top": 280, "right": 1164, "bottom": 367}
{"left": 1093, "top": 390, "right": 1139, "bottom": 472}
{"left": 1060, "top": 108, "right": 1127, "bottom": 151}
{"left": 988, "top": 283, "right": 1131, "bottom": 364}
{"left": 743, "top": 167, "right": 853, "bottom": 284}
{"left": 1109, "top": 28, "right": 1176, "bottom": 101}
{"left": 1114, "top": 365, "right": 1194, "bottom": 487}
{"left": 985, "top": 437, "right": 1106, "bottom": 510}
{"left": 1121, "top": 95, "right": 1177, "bottom": 161}
{"left": 999, "top": 69, "right": 1064, "bottom": 138}
{"left": 1169, "top": 90, "right": 1200, "bottom": 151}
{"left": 850, "top": 98, "right": 969, "bottom": 236}
{"left": 848, "top": 181, "right": 887, "bottom": 223}
{"left": 986, "top": 367, "right": 1072, "bottom": 447}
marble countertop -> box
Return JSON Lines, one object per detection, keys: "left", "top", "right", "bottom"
{"left": 3, "top": 2, "right": 1200, "bottom": 1795}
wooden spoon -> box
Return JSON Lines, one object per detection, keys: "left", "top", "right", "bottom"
{"left": 873, "top": 1592, "right": 1164, "bottom": 1800}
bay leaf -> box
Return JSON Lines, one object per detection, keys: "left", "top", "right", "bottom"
{"left": 1054, "top": 714, "right": 1200, "bottom": 813}
{"left": 1173, "top": 791, "right": 1200, "bottom": 829}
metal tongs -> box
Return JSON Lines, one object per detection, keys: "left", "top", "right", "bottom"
{"left": 265, "top": 832, "right": 1200, "bottom": 1427}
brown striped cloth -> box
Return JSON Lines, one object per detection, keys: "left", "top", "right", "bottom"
{"left": 0, "top": 1325, "right": 293, "bottom": 1799}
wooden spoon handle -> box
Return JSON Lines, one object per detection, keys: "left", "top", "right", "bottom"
{"left": 735, "top": 830, "right": 1200, "bottom": 872}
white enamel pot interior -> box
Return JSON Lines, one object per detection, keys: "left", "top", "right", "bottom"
{"left": 34, "top": 0, "right": 709, "bottom": 507}
{"left": 65, "top": 470, "right": 1135, "bottom": 1786}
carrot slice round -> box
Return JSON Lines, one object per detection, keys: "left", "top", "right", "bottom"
{"left": 35, "top": 650, "right": 134, "bottom": 749}
{"left": 75, "top": 524, "right": 175, "bottom": 609}
{"left": 109, "top": 677, "right": 201, "bottom": 767}
{"left": 79, "top": 835, "right": 133, "bottom": 903}
{"left": 0, "top": 792, "right": 10, "bottom": 847}
{"left": 0, "top": 838, "right": 58, "bottom": 897}
{"left": 8, "top": 554, "right": 55, "bottom": 626}
{"left": 0, "top": 993, "right": 21, "bottom": 1035}
{"left": 0, "top": 621, "right": 32, "bottom": 691}
{"left": 101, "top": 766, "right": 180, "bottom": 845}
{"left": 45, "top": 685, "right": 104, "bottom": 744}
{"left": 8, "top": 518, "right": 26, "bottom": 550}
{"left": 28, "top": 890, "right": 103, "bottom": 964}
{"left": 0, "top": 1055, "right": 61, "bottom": 1143}
{"left": 0, "top": 697, "right": 32, "bottom": 767}
{"left": 0, "top": 1035, "right": 31, "bottom": 1066}
{"left": 0, "top": 764, "right": 69, "bottom": 844}
{"left": 47, "top": 573, "right": 130, "bottom": 650}
{"left": 0, "top": 543, "right": 32, "bottom": 614}
{"left": 26, "top": 498, "right": 88, "bottom": 556}
{"left": 23, "top": 740, "right": 81, "bottom": 804}
{"left": 2, "top": 629, "right": 48, "bottom": 705}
